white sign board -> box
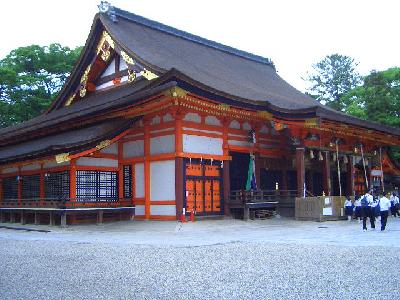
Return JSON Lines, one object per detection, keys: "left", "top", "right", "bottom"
{"left": 323, "top": 207, "right": 333, "bottom": 216}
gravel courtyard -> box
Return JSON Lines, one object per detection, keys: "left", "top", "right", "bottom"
{"left": 1, "top": 217, "right": 399, "bottom": 300}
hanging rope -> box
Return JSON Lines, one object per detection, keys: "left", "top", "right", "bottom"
{"left": 335, "top": 140, "right": 342, "bottom": 197}
{"left": 360, "top": 144, "right": 369, "bottom": 189}
{"left": 379, "top": 147, "right": 384, "bottom": 192}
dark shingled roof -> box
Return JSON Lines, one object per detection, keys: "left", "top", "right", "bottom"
{"left": 0, "top": 118, "right": 135, "bottom": 165}
{"left": 101, "top": 8, "right": 322, "bottom": 111}
{"left": 0, "top": 80, "right": 177, "bottom": 146}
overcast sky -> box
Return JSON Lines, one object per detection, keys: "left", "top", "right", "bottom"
{"left": 1, "top": 0, "right": 399, "bottom": 92}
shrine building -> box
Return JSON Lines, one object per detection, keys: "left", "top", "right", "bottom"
{"left": 0, "top": 3, "right": 399, "bottom": 225}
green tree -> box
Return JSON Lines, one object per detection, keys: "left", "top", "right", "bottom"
{"left": 0, "top": 44, "right": 82, "bottom": 127}
{"left": 304, "top": 54, "right": 362, "bottom": 111}
{"left": 342, "top": 67, "right": 400, "bottom": 161}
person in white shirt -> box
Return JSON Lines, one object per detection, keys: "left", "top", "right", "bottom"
{"left": 361, "top": 190, "right": 375, "bottom": 231}
{"left": 354, "top": 196, "right": 362, "bottom": 223}
{"left": 389, "top": 192, "right": 399, "bottom": 217}
{"left": 344, "top": 196, "right": 353, "bottom": 221}
{"left": 379, "top": 192, "right": 392, "bottom": 231}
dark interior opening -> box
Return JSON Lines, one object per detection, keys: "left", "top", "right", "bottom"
{"left": 229, "top": 151, "right": 250, "bottom": 190}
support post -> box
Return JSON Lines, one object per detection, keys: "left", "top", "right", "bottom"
{"left": 20, "top": 211, "right": 26, "bottom": 225}
{"left": 347, "top": 155, "right": 355, "bottom": 196}
{"left": 10, "top": 212, "right": 15, "bottom": 223}
{"left": 243, "top": 205, "right": 249, "bottom": 221}
{"left": 34, "top": 212, "right": 40, "bottom": 225}
{"left": 97, "top": 210, "right": 103, "bottom": 225}
{"left": 49, "top": 212, "right": 54, "bottom": 226}
{"left": 296, "top": 148, "right": 305, "bottom": 197}
{"left": 0, "top": 211, "right": 3, "bottom": 223}
{"left": 322, "top": 151, "right": 331, "bottom": 196}
{"left": 60, "top": 213, "right": 67, "bottom": 228}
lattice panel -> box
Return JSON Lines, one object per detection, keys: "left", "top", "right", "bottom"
{"left": 76, "top": 170, "right": 118, "bottom": 201}
{"left": 2, "top": 176, "right": 18, "bottom": 200}
{"left": 21, "top": 174, "right": 40, "bottom": 199}
{"left": 45, "top": 171, "right": 70, "bottom": 200}
{"left": 123, "top": 165, "right": 132, "bottom": 198}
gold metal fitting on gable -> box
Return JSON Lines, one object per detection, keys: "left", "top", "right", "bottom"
{"left": 120, "top": 50, "right": 135, "bottom": 65}
{"left": 257, "top": 110, "right": 272, "bottom": 120}
{"left": 141, "top": 69, "right": 158, "bottom": 80}
{"left": 55, "top": 153, "right": 70, "bottom": 163}
{"left": 304, "top": 118, "right": 319, "bottom": 127}
{"left": 165, "top": 86, "right": 188, "bottom": 98}
{"left": 95, "top": 140, "right": 111, "bottom": 150}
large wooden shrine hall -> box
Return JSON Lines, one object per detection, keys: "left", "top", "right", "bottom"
{"left": 1, "top": 2, "right": 399, "bottom": 225}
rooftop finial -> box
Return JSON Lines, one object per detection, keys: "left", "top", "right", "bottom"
{"left": 98, "top": 1, "right": 117, "bottom": 23}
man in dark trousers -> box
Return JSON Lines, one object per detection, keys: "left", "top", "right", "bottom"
{"left": 361, "top": 190, "right": 375, "bottom": 231}
{"left": 379, "top": 192, "right": 391, "bottom": 231}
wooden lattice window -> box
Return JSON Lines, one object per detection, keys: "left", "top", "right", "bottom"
{"left": 45, "top": 171, "right": 70, "bottom": 201}
{"left": 123, "top": 165, "right": 132, "bottom": 198}
{"left": 2, "top": 176, "right": 18, "bottom": 200}
{"left": 21, "top": 174, "right": 41, "bottom": 199}
{"left": 76, "top": 170, "right": 118, "bottom": 201}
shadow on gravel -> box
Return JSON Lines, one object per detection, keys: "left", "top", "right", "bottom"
{"left": 0, "top": 225, "right": 50, "bottom": 233}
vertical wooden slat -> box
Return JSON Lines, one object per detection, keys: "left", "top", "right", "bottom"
{"left": 69, "top": 159, "right": 77, "bottom": 201}
{"left": 322, "top": 151, "right": 331, "bottom": 196}
{"left": 347, "top": 155, "right": 355, "bottom": 196}
{"left": 296, "top": 148, "right": 305, "bottom": 197}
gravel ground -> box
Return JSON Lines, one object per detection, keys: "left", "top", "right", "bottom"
{"left": 0, "top": 237, "right": 399, "bottom": 299}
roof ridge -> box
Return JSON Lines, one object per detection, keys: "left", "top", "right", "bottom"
{"left": 111, "top": 7, "right": 275, "bottom": 68}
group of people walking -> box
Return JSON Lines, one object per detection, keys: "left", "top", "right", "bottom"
{"left": 344, "top": 190, "right": 399, "bottom": 231}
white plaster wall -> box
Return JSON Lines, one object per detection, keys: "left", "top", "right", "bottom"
{"left": 135, "top": 205, "right": 145, "bottom": 216}
{"left": 151, "top": 115, "right": 161, "bottom": 125}
{"left": 1, "top": 167, "right": 18, "bottom": 174}
{"left": 99, "top": 142, "right": 118, "bottom": 155}
{"left": 184, "top": 112, "right": 201, "bottom": 123}
{"left": 229, "top": 120, "right": 240, "bottom": 129}
{"left": 150, "top": 205, "right": 176, "bottom": 216}
{"left": 150, "top": 160, "right": 175, "bottom": 201}
{"left": 163, "top": 113, "right": 174, "bottom": 122}
{"left": 76, "top": 157, "right": 118, "bottom": 168}
{"left": 96, "top": 80, "right": 113, "bottom": 90}
{"left": 135, "top": 163, "right": 145, "bottom": 198}
{"left": 183, "top": 128, "right": 222, "bottom": 135}
{"left": 242, "top": 122, "right": 252, "bottom": 131}
{"left": 43, "top": 160, "right": 69, "bottom": 169}
{"left": 228, "top": 140, "right": 252, "bottom": 148}
{"left": 101, "top": 59, "right": 115, "bottom": 77}
{"left": 205, "top": 116, "right": 221, "bottom": 126}
{"left": 119, "top": 58, "right": 128, "bottom": 71}
{"left": 150, "top": 135, "right": 175, "bottom": 155}
{"left": 20, "top": 164, "right": 41, "bottom": 171}
{"left": 183, "top": 135, "right": 223, "bottom": 155}
{"left": 123, "top": 140, "right": 144, "bottom": 158}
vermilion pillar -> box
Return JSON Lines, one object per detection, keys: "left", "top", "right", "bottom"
{"left": 347, "top": 155, "right": 355, "bottom": 196}
{"left": 296, "top": 148, "right": 305, "bottom": 197}
{"left": 322, "top": 151, "right": 331, "bottom": 196}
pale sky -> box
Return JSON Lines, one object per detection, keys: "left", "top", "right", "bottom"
{"left": 1, "top": 0, "right": 399, "bottom": 92}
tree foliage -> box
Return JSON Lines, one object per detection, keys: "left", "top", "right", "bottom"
{"left": 305, "top": 54, "right": 362, "bottom": 111}
{"left": 0, "top": 44, "right": 82, "bottom": 127}
{"left": 342, "top": 67, "right": 400, "bottom": 161}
